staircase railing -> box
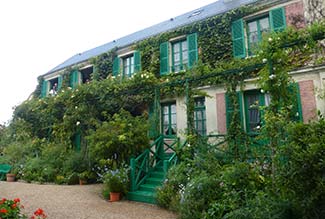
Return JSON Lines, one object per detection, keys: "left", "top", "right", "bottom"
{"left": 130, "top": 135, "right": 180, "bottom": 192}
{"left": 162, "top": 138, "right": 187, "bottom": 176}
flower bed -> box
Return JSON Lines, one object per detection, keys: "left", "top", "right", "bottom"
{"left": 0, "top": 198, "right": 46, "bottom": 219}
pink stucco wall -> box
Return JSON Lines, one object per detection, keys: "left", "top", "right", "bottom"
{"left": 216, "top": 93, "right": 227, "bottom": 134}
{"left": 285, "top": 0, "right": 306, "bottom": 29}
{"left": 298, "top": 80, "right": 317, "bottom": 123}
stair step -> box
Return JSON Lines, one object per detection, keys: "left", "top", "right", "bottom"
{"left": 146, "top": 177, "right": 164, "bottom": 185}
{"left": 139, "top": 183, "right": 158, "bottom": 192}
{"left": 150, "top": 171, "right": 164, "bottom": 179}
{"left": 127, "top": 191, "right": 157, "bottom": 204}
{"left": 154, "top": 166, "right": 164, "bottom": 172}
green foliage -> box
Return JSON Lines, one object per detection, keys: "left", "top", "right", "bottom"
{"left": 87, "top": 110, "right": 149, "bottom": 167}
{"left": 275, "top": 119, "right": 325, "bottom": 218}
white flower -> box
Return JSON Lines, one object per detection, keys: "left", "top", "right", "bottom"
{"left": 71, "top": 95, "right": 74, "bottom": 98}
{"left": 269, "top": 74, "right": 276, "bottom": 80}
{"left": 256, "top": 125, "right": 261, "bottom": 130}
{"left": 76, "top": 121, "right": 80, "bottom": 126}
{"left": 296, "top": 112, "right": 299, "bottom": 117}
{"left": 273, "top": 67, "right": 276, "bottom": 70}
{"left": 262, "top": 58, "right": 267, "bottom": 63}
{"left": 187, "top": 143, "right": 191, "bottom": 147}
{"left": 261, "top": 89, "right": 265, "bottom": 93}
{"left": 141, "top": 74, "right": 144, "bottom": 78}
{"left": 112, "top": 76, "right": 116, "bottom": 79}
{"left": 268, "top": 37, "right": 272, "bottom": 42}
{"left": 146, "top": 75, "right": 149, "bottom": 79}
{"left": 68, "top": 87, "right": 72, "bottom": 90}
{"left": 75, "top": 106, "right": 78, "bottom": 109}
{"left": 166, "top": 78, "right": 169, "bottom": 82}
{"left": 61, "top": 90, "right": 65, "bottom": 93}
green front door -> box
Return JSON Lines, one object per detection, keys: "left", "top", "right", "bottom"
{"left": 161, "top": 102, "right": 177, "bottom": 136}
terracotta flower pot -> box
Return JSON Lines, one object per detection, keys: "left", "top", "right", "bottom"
{"left": 6, "top": 173, "right": 16, "bottom": 182}
{"left": 79, "top": 179, "right": 87, "bottom": 185}
{"left": 109, "top": 192, "right": 121, "bottom": 202}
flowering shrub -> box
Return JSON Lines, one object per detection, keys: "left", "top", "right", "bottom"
{"left": 0, "top": 198, "right": 46, "bottom": 219}
{"left": 0, "top": 198, "right": 26, "bottom": 219}
{"left": 103, "top": 166, "right": 129, "bottom": 195}
{"left": 31, "top": 208, "right": 47, "bottom": 219}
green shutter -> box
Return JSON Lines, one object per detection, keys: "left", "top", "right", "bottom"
{"left": 289, "top": 83, "right": 303, "bottom": 122}
{"left": 160, "top": 42, "right": 169, "bottom": 75}
{"left": 231, "top": 19, "right": 246, "bottom": 58}
{"left": 41, "top": 80, "right": 48, "bottom": 98}
{"left": 74, "top": 131, "right": 81, "bottom": 151}
{"left": 113, "top": 57, "right": 120, "bottom": 76}
{"left": 225, "top": 92, "right": 243, "bottom": 130}
{"left": 70, "top": 70, "right": 79, "bottom": 89}
{"left": 134, "top": 51, "right": 141, "bottom": 73}
{"left": 187, "top": 33, "right": 198, "bottom": 68}
{"left": 259, "top": 92, "right": 266, "bottom": 125}
{"left": 270, "top": 7, "right": 286, "bottom": 32}
{"left": 58, "top": 75, "right": 63, "bottom": 90}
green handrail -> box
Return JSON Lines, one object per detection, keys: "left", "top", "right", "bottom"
{"left": 130, "top": 135, "right": 180, "bottom": 191}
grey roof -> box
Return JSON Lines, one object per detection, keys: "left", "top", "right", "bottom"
{"left": 45, "top": 0, "right": 257, "bottom": 75}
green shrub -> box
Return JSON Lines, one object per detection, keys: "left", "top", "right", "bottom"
{"left": 87, "top": 110, "right": 149, "bottom": 167}
{"left": 275, "top": 119, "right": 325, "bottom": 218}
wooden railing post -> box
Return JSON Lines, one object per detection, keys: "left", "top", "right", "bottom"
{"left": 163, "top": 160, "right": 168, "bottom": 177}
{"left": 130, "top": 158, "right": 136, "bottom": 192}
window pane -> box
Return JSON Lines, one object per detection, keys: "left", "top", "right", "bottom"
{"left": 173, "top": 43, "right": 180, "bottom": 53}
{"left": 174, "top": 53, "right": 180, "bottom": 62}
{"left": 249, "top": 32, "right": 259, "bottom": 43}
{"left": 248, "top": 21, "right": 258, "bottom": 32}
{"left": 171, "top": 104, "right": 176, "bottom": 113}
{"left": 260, "top": 17, "right": 270, "bottom": 31}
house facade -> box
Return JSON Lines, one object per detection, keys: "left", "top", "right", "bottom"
{"left": 39, "top": 0, "right": 324, "bottom": 139}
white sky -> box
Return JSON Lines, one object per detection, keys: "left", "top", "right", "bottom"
{"left": 0, "top": 0, "right": 217, "bottom": 124}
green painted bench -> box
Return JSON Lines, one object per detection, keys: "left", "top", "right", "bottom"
{"left": 0, "top": 164, "right": 11, "bottom": 181}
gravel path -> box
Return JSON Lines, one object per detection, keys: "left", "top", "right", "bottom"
{"left": 0, "top": 182, "right": 177, "bottom": 219}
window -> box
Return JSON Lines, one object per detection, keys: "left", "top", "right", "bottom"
{"left": 162, "top": 102, "right": 177, "bottom": 136}
{"left": 48, "top": 78, "right": 59, "bottom": 96}
{"left": 231, "top": 7, "right": 286, "bottom": 58}
{"left": 194, "top": 97, "right": 206, "bottom": 136}
{"left": 160, "top": 33, "right": 198, "bottom": 75}
{"left": 123, "top": 55, "right": 135, "bottom": 77}
{"left": 112, "top": 51, "right": 141, "bottom": 77}
{"left": 80, "top": 66, "right": 93, "bottom": 83}
{"left": 41, "top": 76, "right": 62, "bottom": 98}
{"left": 172, "top": 40, "right": 188, "bottom": 72}
{"left": 247, "top": 16, "right": 270, "bottom": 55}
{"left": 243, "top": 90, "right": 265, "bottom": 133}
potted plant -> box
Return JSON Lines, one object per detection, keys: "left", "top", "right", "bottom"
{"left": 103, "top": 166, "right": 129, "bottom": 202}
{"left": 78, "top": 171, "right": 90, "bottom": 185}
{"left": 6, "top": 165, "right": 17, "bottom": 182}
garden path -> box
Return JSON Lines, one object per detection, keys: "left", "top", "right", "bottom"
{"left": 0, "top": 182, "right": 177, "bottom": 219}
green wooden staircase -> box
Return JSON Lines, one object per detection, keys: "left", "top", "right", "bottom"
{"left": 127, "top": 135, "right": 181, "bottom": 204}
